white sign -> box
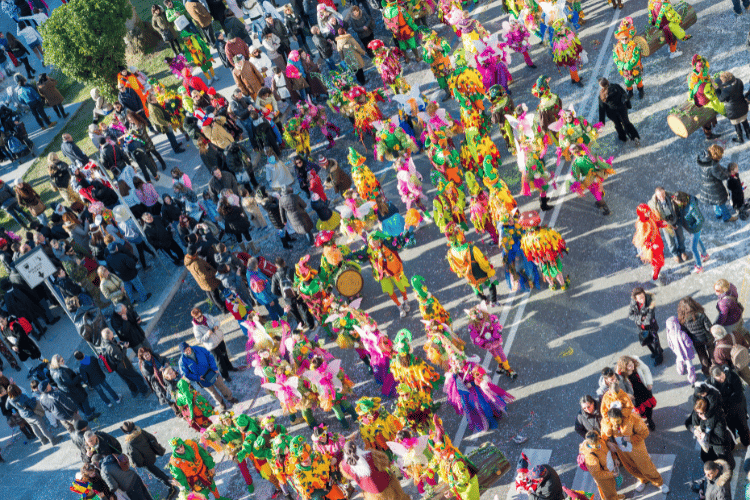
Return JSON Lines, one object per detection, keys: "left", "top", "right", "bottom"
{"left": 14, "top": 246, "right": 57, "bottom": 288}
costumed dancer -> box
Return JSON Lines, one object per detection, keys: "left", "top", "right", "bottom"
{"left": 550, "top": 106, "right": 602, "bottom": 163}
{"left": 474, "top": 36, "right": 513, "bottom": 94}
{"left": 466, "top": 301, "right": 517, "bottom": 378}
{"left": 387, "top": 429, "right": 438, "bottom": 494}
{"left": 688, "top": 54, "right": 723, "bottom": 140}
{"left": 394, "top": 153, "right": 431, "bottom": 220}
{"left": 117, "top": 66, "right": 151, "bottom": 115}
{"left": 244, "top": 416, "right": 287, "bottom": 495}
{"left": 340, "top": 441, "right": 411, "bottom": 500}
{"left": 373, "top": 118, "right": 419, "bottom": 162}
{"left": 632, "top": 204, "right": 666, "bottom": 283}
{"left": 295, "top": 255, "right": 336, "bottom": 326}
{"left": 345, "top": 86, "right": 387, "bottom": 143}
{"left": 648, "top": 0, "right": 691, "bottom": 58}
{"left": 355, "top": 396, "right": 404, "bottom": 454}
{"left": 170, "top": 374, "right": 216, "bottom": 432}
{"left": 348, "top": 147, "right": 382, "bottom": 202}
{"left": 283, "top": 117, "right": 311, "bottom": 157}
{"left": 421, "top": 30, "right": 454, "bottom": 101}
{"left": 465, "top": 171, "right": 499, "bottom": 245}
{"left": 551, "top": 19, "right": 585, "bottom": 87}
{"left": 519, "top": 210, "right": 569, "bottom": 290}
{"left": 356, "top": 231, "right": 412, "bottom": 318}
{"left": 289, "top": 436, "right": 346, "bottom": 500}
{"left": 500, "top": 19, "right": 536, "bottom": 68}
{"left": 312, "top": 424, "right": 346, "bottom": 483}
{"left": 445, "top": 221, "right": 499, "bottom": 304}
{"left": 354, "top": 321, "right": 398, "bottom": 397}
{"left": 531, "top": 75, "right": 563, "bottom": 145}
{"left": 487, "top": 85, "right": 515, "bottom": 152}
{"left": 338, "top": 188, "right": 378, "bottom": 241}
{"left": 423, "top": 318, "right": 465, "bottom": 370}
{"left": 432, "top": 172, "right": 468, "bottom": 235}
{"left": 567, "top": 144, "right": 615, "bottom": 216}
{"left": 368, "top": 40, "right": 411, "bottom": 95}
{"left": 202, "top": 411, "right": 258, "bottom": 493}
{"left": 613, "top": 17, "right": 644, "bottom": 99}
{"left": 315, "top": 230, "right": 360, "bottom": 290}
{"left": 391, "top": 329, "right": 441, "bottom": 433}
{"left": 326, "top": 300, "right": 375, "bottom": 372}
{"left": 269, "top": 435, "right": 296, "bottom": 500}
{"left": 181, "top": 31, "right": 216, "bottom": 84}
{"left": 411, "top": 275, "right": 451, "bottom": 326}
{"left": 565, "top": 0, "right": 585, "bottom": 28}
{"left": 168, "top": 437, "right": 230, "bottom": 500}
{"left": 445, "top": 7, "right": 488, "bottom": 58}
{"left": 304, "top": 356, "right": 358, "bottom": 429}
{"left": 443, "top": 349, "right": 514, "bottom": 432}
{"left": 429, "top": 415, "right": 480, "bottom": 500}
{"left": 297, "top": 98, "right": 342, "bottom": 150}
{"left": 381, "top": 0, "right": 422, "bottom": 62}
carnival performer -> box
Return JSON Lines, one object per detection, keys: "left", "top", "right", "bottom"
{"left": 515, "top": 134, "right": 554, "bottom": 212}
{"left": 348, "top": 147, "right": 382, "bottom": 202}
{"left": 243, "top": 416, "right": 286, "bottom": 495}
{"left": 297, "top": 98, "right": 341, "bottom": 150}
{"left": 411, "top": 275, "right": 451, "bottom": 326}
{"left": 551, "top": 19, "right": 584, "bottom": 87}
{"left": 269, "top": 435, "right": 296, "bottom": 500}
{"left": 304, "top": 356, "right": 358, "bottom": 428}
{"left": 421, "top": 30, "right": 454, "bottom": 100}
{"left": 443, "top": 350, "right": 514, "bottom": 432}
{"left": 381, "top": 0, "right": 422, "bottom": 62}
{"left": 167, "top": 371, "right": 215, "bottom": 432}
{"left": 345, "top": 86, "right": 387, "bottom": 142}
{"left": 353, "top": 320, "right": 397, "bottom": 397}
{"left": 423, "top": 319, "right": 465, "bottom": 370}
{"left": 613, "top": 17, "right": 644, "bottom": 99}
{"left": 465, "top": 172, "right": 499, "bottom": 245}
{"left": 531, "top": 75, "right": 563, "bottom": 144}
{"left": 632, "top": 204, "right": 667, "bottom": 283}
{"left": 326, "top": 300, "right": 375, "bottom": 372}
{"left": 374, "top": 119, "right": 419, "bottom": 162}
{"left": 387, "top": 429, "right": 438, "bottom": 494}
{"left": 445, "top": 222, "right": 498, "bottom": 304}
{"left": 289, "top": 436, "right": 346, "bottom": 500}
{"left": 445, "top": 7, "right": 488, "bottom": 58}
{"left": 689, "top": 54, "right": 725, "bottom": 116}
{"left": 340, "top": 441, "right": 411, "bottom": 500}
{"left": 549, "top": 106, "right": 599, "bottom": 163}
{"left": 474, "top": 36, "right": 513, "bottom": 94}
{"left": 432, "top": 173, "right": 468, "bottom": 235}
{"left": 501, "top": 19, "right": 536, "bottom": 68}
{"left": 315, "top": 230, "right": 359, "bottom": 290}
{"left": 565, "top": 0, "right": 585, "bottom": 28}
{"left": 168, "top": 437, "right": 230, "bottom": 499}
{"left": 356, "top": 231, "right": 412, "bottom": 318}
{"left": 579, "top": 431, "right": 625, "bottom": 500}
{"left": 312, "top": 424, "right": 346, "bottom": 482}
{"left": 368, "top": 40, "right": 410, "bottom": 94}
{"left": 519, "top": 210, "right": 569, "bottom": 291}
{"left": 487, "top": 85, "right": 515, "bottom": 151}
{"left": 648, "top": 0, "right": 691, "bottom": 58}
{"left": 202, "top": 411, "right": 258, "bottom": 493}
{"left": 394, "top": 153, "right": 431, "bottom": 219}
{"left": 181, "top": 31, "right": 216, "bottom": 84}
{"left": 568, "top": 144, "right": 615, "bottom": 216}
{"left": 295, "top": 255, "right": 336, "bottom": 325}
{"left": 429, "top": 415, "right": 480, "bottom": 500}
{"left": 283, "top": 117, "right": 311, "bottom": 156}
{"left": 391, "top": 329, "right": 441, "bottom": 432}
{"left": 466, "top": 301, "right": 517, "bottom": 379}
{"left": 355, "top": 397, "right": 404, "bottom": 454}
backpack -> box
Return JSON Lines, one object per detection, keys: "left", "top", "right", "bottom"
{"left": 16, "top": 85, "right": 38, "bottom": 104}
{"left": 10, "top": 317, "right": 31, "bottom": 334}
{"left": 249, "top": 273, "right": 266, "bottom": 294}
{"left": 6, "top": 135, "right": 25, "bottom": 155}
{"left": 721, "top": 333, "right": 750, "bottom": 371}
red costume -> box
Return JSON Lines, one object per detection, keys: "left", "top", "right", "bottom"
{"left": 633, "top": 204, "right": 667, "bottom": 280}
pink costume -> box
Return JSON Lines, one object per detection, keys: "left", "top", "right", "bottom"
{"left": 395, "top": 154, "right": 428, "bottom": 212}
{"left": 501, "top": 20, "right": 535, "bottom": 67}
{"left": 475, "top": 42, "right": 513, "bottom": 92}
{"left": 665, "top": 316, "right": 696, "bottom": 384}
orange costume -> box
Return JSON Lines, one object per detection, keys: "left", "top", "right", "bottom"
{"left": 632, "top": 204, "right": 667, "bottom": 280}
{"left": 601, "top": 413, "right": 663, "bottom": 487}
{"left": 579, "top": 437, "right": 622, "bottom": 500}
{"left": 117, "top": 70, "right": 150, "bottom": 117}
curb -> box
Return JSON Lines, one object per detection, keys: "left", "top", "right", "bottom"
{"left": 143, "top": 268, "right": 188, "bottom": 340}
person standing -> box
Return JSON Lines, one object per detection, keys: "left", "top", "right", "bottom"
{"left": 677, "top": 296, "right": 714, "bottom": 377}
{"left": 697, "top": 145, "right": 737, "bottom": 223}
{"left": 712, "top": 325, "right": 750, "bottom": 386}
{"left": 141, "top": 212, "right": 185, "bottom": 266}
{"left": 714, "top": 279, "right": 746, "bottom": 336}
{"left": 73, "top": 351, "right": 121, "bottom": 408}
{"left": 100, "top": 328, "right": 151, "bottom": 397}
{"left": 110, "top": 303, "right": 151, "bottom": 356}
{"left": 708, "top": 365, "right": 750, "bottom": 447}
{"left": 36, "top": 73, "right": 68, "bottom": 119}
{"left": 96, "top": 452, "right": 155, "bottom": 500}
{"left": 185, "top": 0, "right": 216, "bottom": 43}
{"left": 647, "top": 187, "right": 687, "bottom": 263}
{"left": 13, "top": 181, "right": 46, "bottom": 224}
{"left": 190, "top": 307, "right": 236, "bottom": 381}
{"left": 120, "top": 421, "right": 176, "bottom": 497}
{"left": 35, "top": 379, "right": 80, "bottom": 433}
{"left": 279, "top": 186, "right": 315, "bottom": 245}
{"left": 5, "top": 383, "right": 58, "bottom": 445}
{"left": 575, "top": 395, "right": 602, "bottom": 439}
{"left": 340, "top": 441, "right": 410, "bottom": 500}
{"left": 616, "top": 355, "right": 657, "bottom": 430}
{"left": 106, "top": 243, "right": 152, "bottom": 304}
{"left": 687, "top": 397, "right": 736, "bottom": 470}
{"left": 49, "top": 354, "right": 99, "bottom": 420}
{"left": 178, "top": 342, "right": 238, "bottom": 410}
{"left": 699, "top": 461, "right": 732, "bottom": 500}
{"left": 716, "top": 71, "right": 750, "bottom": 144}
{"left": 184, "top": 245, "right": 226, "bottom": 311}
{"left": 673, "top": 191, "right": 709, "bottom": 273}
{"left": 246, "top": 257, "right": 285, "bottom": 320}
{"left": 579, "top": 431, "right": 624, "bottom": 500}
{"left": 628, "top": 287, "right": 664, "bottom": 365}
{"left": 598, "top": 77, "right": 639, "bottom": 145}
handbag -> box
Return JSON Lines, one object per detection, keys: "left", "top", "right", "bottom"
{"left": 29, "top": 200, "right": 46, "bottom": 216}
{"left": 202, "top": 369, "right": 218, "bottom": 386}
{"left": 174, "top": 15, "right": 190, "bottom": 32}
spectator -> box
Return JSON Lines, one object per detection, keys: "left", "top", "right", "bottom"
{"left": 15, "top": 20, "right": 42, "bottom": 61}
{"left": 146, "top": 93, "right": 185, "bottom": 154}
{"left": 120, "top": 421, "right": 175, "bottom": 496}
{"left": 346, "top": 6, "right": 374, "bottom": 54}
{"left": 225, "top": 34, "right": 250, "bottom": 67}
{"left": 191, "top": 307, "right": 236, "bottom": 381}
{"left": 628, "top": 287, "right": 664, "bottom": 365}
{"left": 49, "top": 354, "right": 100, "bottom": 420}
{"left": 716, "top": 71, "right": 750, "bottom": 144}
{"left": 126, "top": 109, "right": 167, "bottom": 171}
{"left": 272, "top": 256, "right": 315, "bottom": 330}
{"left": 218, "top": 197, "right": 253, "bottom": 251}
{"left": 1, "top": 277, "right": 56, "bottom": 334}
{"left": 133, "top": 177, "right": 162, "bottom": 215}
{"left": 335, "top": 28, "right": 367, "bottom": 84}
{"left": 106, "top": 243, "right": 152, "bottom": 304}
{"left": 100, "top": 328, "right": 151, "bottom": 397}
{"left": 14, "top": 180, "right": 46, "bottom": 224}
{"left": 697, "top": 145, "right": 737, "bottom": 223}
{"left": 708, "top": 364, "right": 749, "bottom": 447}
{"left": 73, "top": 351, "right": 121, "bottom": 408}
{"left": 224, "top": 10, "right": 251, "bottom": 44}
{"left": 118, "top": 82, "right": 153, "bottom": 131}
{"left": 246, "top": 257, "right": 284, "bottom": 320}
{"left": 575, "top": 395, "right": 602, "bottom": 439}
{"left": 85, "top": 429, "right": 122, "bottom": 460}
{"left": 5, "top": 383, "right": 58, "bottom": 445}
{"left": 151, "top": 4, "right": 181, "bottom": 56}
{"left": 283, "top": 3, "right": 311, "bottom": 53}
{"left": 598, "top": 77, "right": 640, "bottom": 144}
{"left": 178, "top": 341, "right": 238, "bottom": 409}
{"left": 280, "top": 185, "right": 315, "bottom": 245}
{"left": 137, "top": 347, "right": 173, "bottom": 408}
{"left": 232, "top": 54, "right": 265, "bottom": 100}
{"left": 673, "top": 191, "right": 709, "bottom": 273}
{"left": 96, "top": 452, "right": 154, "bottom": 500}
{"left": 208, "top": 167, "right": 241, "bottom": 201}
{"left": 114, "top": 205, "right": 156, "bottom": 270}
{"left": 35, "top": 379, "right": 81, "bottom": 433}
{"left": 687, "top": 395, "right": 736, "bottom": 470}
{"left": 98, "top": 137, "right": 131, "bottom": 172}
{"left": 700, "top": 460, "right": 732, "bottom": 500}
{"left": 248, "top": 45, "right": 273, "bottom": 82}
{"left": 256, "top": 186, "right": 292, "bottom": 248}
{"left": 5, "top": 33, "right": 33, "bottom": 79}
{"left": 262, "top": 29, "right": 287, "bottom": 70}
{"left": 311, "top": 25, "right": 335, "bottom": 70}
{"left": 141, "top": 212, "right": 184, "bottom": 265}
{"left": 111, "top": 303, "right": 151, "bottom": 355}
{"left": 200, "top": 110, "right": 235, "bottom": 151}
{"left": 727, "top": 162, "right": 745, "bottom": 212}
{"left": 185, "top": 0, "right": 216, "bottom": 43}
{"left": 36, "top": 73, "right": 67, "bottom": 119}
{"left": 98, "top": 265, "right": 129, "bottom": 306}
{"left": 712, "top": 324, "right": 750, "bottom": 386}
{"left": 71, "top": 419, "right": 90, "bottom": 458}
{"left": 714, "top": 279, "right": 746, "bottom": 335}
{"left": 677, "top": 296, "right": 713, "bottom": 378}
{"left": 90, "top": 87, "right": 113, "bottom": 122}
{"left": 79, "top": 462, "right": 116, "bottom": 499}
{"left": 647, "top": 187, "right": 686, "bottom": 263}
{"left": 184, "top": 245, "right": 226, "bottom": 309}
{"left": 0, "top": 313, "right": 40, "bottom": 362}
{"left": 0, "top": 178, "right": 32, "bottom": 227}
{"left": 46, "top": 153, "right": 80, "bottom": 204}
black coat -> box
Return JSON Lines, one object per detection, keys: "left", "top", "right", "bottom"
{"left": 39, "top": 389, "right": 79, "bottom": 421}
{"left": 1, "top": 319, "right": 39, "bottom": 361}
{"left": 118, "top": 88, "right": 144, "bottom": 114}
{"left": 123, "top": 426, "right": 166, "bottom": 468}
{"left": 78, "top": 355, "right": 107, "bottom": 387}
{"left": 697, "top": 154, "right": 729, "bottom": 206}
{"left": 528, "top": 465, "right": 565, "bottom": 500}
{"left": 99, "top": 143, "right": 131, "bottom": 171}
{"left": 260, "top": 196, "right": 284, "bottom": 229}
{"left": 3, "top": 286, "right": 45, "bottom": 323}
{"left": 92, "top": 180, "right": 119, "bottom": 207}
{"left": 49, "top": 161, "right": 72, "bottom": 189}
{"left": 143, "top": 215, "right": 175, "bottom": 249}
{"left": 628, "top": 293, "right": 656, "bottom": 329}
{"left": 106, "top": 249, "right": 139, "bottom": 282}
{"left": 49, "top": 365, "right": 88, "bottom": 404}
{"left": 138, "top": 352, "right": 170, "bottom": 404}
{"left": 61, "top": 141, "right": 90, "bottom": 166}
{"left": 681, "top": 312, "right": 713, "bottom": 345}
{"left": 161, "top": 200, "right": 184, "bottom": 224}
{"left": 222, "top": 204, "right": 251, "bottom": 235}
{"left": 717, "top": 76, "right": 749, "bottom": 121}
{"left": 598, "top": 83, "right": 630, "bottom": 124}
{"left": 709, "top": 367, "right": 747, "bottom": 418}
{"left": 110, "top": 306, "right": 146, "bottom": 346}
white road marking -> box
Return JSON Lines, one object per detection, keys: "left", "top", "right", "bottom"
{"left": 505, "top": 449, "right": 553, "bottom": 500}
{"left": 571, "top": 453, "right": 675, "bottom": 500}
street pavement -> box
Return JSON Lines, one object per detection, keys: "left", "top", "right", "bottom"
{"left": 3, "top": 0, "right": 750, "bottom": 499}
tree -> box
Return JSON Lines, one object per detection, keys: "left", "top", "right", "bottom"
{"left": 40, "top": 0, "right": 131, "bottom": 100}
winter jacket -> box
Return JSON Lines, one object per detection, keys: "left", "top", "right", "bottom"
{"left": 682, "top": 312, "right": 713, "bottom": 345}
{"left": 118, "top": 87, "right": 145, "bottom": 114}
{"left": 100, "top": 274, "right": 128, "bottom": 304}
{"left": 325, "top": 159, "right": 351, "bottom": 194}
{"left": 100, "top": 337, "right": 135, "bottom": 373}
{"left": 106, "top": 249, "right": 139, "bottom": 282}
{"left": 728, "top": 176, "right": 744, "bottom": 210}
{"left": 709, "top": 366, "right": 747, "bottom": 416}
{"left": 703, "top": 459, "right": 732, "bottom": 500}
{"left": 99, "top": 142, "right": 130, "bottom": 172}
{"left": 271, "top": 265, "right": 295, "bottom": 297}
{"left": 192, "top": 313, "right": 224, "bottom": 350}
{"left": 598, "top": 83, "right": 631, "bottom": 124}
{"left": 208, "top": 170, "right": 240, "bottom": 201}
{"left": 264, "top": 18, "right": 290, "bottom": 48}
{"left": 717, "top": 76, "right": 749, "bottom": 121}
{"left": 246, "top": 269, "right": 276, "bottom": 305}
{"left": 335, "top": 33, "right": 366, "bottom": 70}
{"left": 713, "top": 331, "right": 750, "bottom": 367}
{"left": 647, "top": 191, "right": 679, "bottom": 225}
{"left": 347, "top": 10, "right": 373, "bottom": 38}
{"left": 259, "top": 195, "right": 285, "bottom": 229}
{"left": 222, "top": 204, "right": 251, "bottom": 235}
{"left": 78, "top": 355, "right": 107, "bottom": 387}
{"left": 185, "top": 0, "right": 213, "bottom": 27}
{"left": 147, "top": 102, "right": 173, "bottom": 134}
{"left": 574, "top": 405, "right": 602, "bottom": 438}
{"left": 179, "top": 344, "right": 219, "bottom": 387}
{"left": 142, "top": 214, "right": 175, "bottom": 250}
{"left": 528, "top": 465, "right": 565, "bottom": 500}
{"left": 5, "top": 392, "right": 39, "bottom": 419}
{"left": 185, "top": 254, "right": 221, "bottom": 291}
{"left": 123, "top": 426, "right": 166, "bottom": 468}
{"left": 678, "top": 194, "right": 705, "bottom": 234}
{"left": 225, "top": 16, "right": 252, "bottom": 44}
{"left": 110, "top": 306, "right": 146, "bottom": 347}
{"left": 628, "top": 293, "right": 657, "bottom": 330}
{"left": 716, "top": 283, "right": 744, "bottom": 327}
{"left": 229, "top": 95, "right": 253, "bottom": 122}
{"left": 697, "top": 153, "right": 730, "bottom": 206}
{"left": 49, "top": 365, "right": 88, "bottom": 404}
{"left": 280, "top": 192, "right": 313, "bottom": 233}
{"left": 225, "top": 37, "right": 251, "bottom": 66}
{"left": 139, "top": 352, "right": 170, "bottom": 404}
{"left": 99, "top": 454, "right": 152, "bottom": 500}
{"left": 39, "top": 388, "right": 79, "bottom": 421}
{"left": 313, "top": 32, "right": 334, "bottom": 58}
{"left": 4, "top": 285, "right": 45, "bottom": 321}
{"left": 233, "top": 60, "right": 265, "bottom": 98}
{"left": 37, "top": 77, "right": 64, "bottom": 106}
{"left": 202, "top": 118, "right": 235, "bottom": 151}
{"left": 49, "top": 160, "right": 72, "bottom": 190}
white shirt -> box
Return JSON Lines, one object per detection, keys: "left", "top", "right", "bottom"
{"left": 16, "top": 25, "right": 42, "bottom": 45}
{"left": 249, "top": 52, "right": 273, "bottom": 76}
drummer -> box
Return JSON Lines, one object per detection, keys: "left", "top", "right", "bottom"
{"left": 356, "top": 231, "right": 412, "bottom": 319}
{"left": 315, "top": 230, "right": 361, "bottom": 291}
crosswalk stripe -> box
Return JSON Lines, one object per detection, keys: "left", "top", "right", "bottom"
{"left": 643, "top": 454, "right": 676, "bottom": 500}
{"left": 732, "top": 449, "right": 749, "bottom": 499}
{"left": 572, "top": 464, "right": 601, "bottom": 500}
{"left": 505, "top": 449, "right": 552, "bottom": 500}
{"left": 570, "top": 453, "right": 675, "bottom": 500}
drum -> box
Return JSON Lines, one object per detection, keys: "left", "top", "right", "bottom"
{"left": 334, "top": 264, "right": 364, "bottom": 297}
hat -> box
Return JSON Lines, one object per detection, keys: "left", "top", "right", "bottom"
{"left": 54, "top": 204, "right": 66, "bottom": 216}
{"left": 529, "top": 464, "right": 547, "bottom": 480}
{"left": 518, "top": 210, "right": 541, "bottom": 229}
{"left": 179, "top": 341, "right": 191, "bottom": 352}
{"left": 314, "top": 230, "right": 335, "bottom": 247}
{"left": 367, "top": 39, "right": 384, "bottom": 52}
{"left": 348, "top": 147, "right": 366, "bottom": 167}
{"left": 711, "top": 325, "right": 727, "bottom": 340}
{"left": 393, "top": 328, "right": 413, "bottom": 355}
{"left": 516, "top": 452, "right": 529, "bottom": 474}
{"left": 267, "top": 155, "right": 276, "bottom": 164}
{"left": 13, "top": 73, "right": 24, "bottom": 84}
{"left": 295, "top": 254, "right": 318, "bottom": 282}
{"left": 317, "top": 155, "right": 328, "bottom": 168}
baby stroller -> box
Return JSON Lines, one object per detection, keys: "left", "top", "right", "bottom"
{"left": 4, "top": 121, "right": 33, "bottom": 160}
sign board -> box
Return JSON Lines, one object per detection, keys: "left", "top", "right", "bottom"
{"left": 14, "top": 246, "right": 57, "bottom": 289}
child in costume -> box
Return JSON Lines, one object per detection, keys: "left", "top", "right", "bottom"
{"left": 411, "top": 274, "right": 451, "bottom": 326}
{"left": 356, "top": 231, "right": 412, "bottom": 318}
{"left": 269, "top": 435, "right": 296, "bottom": 500}
{"left": 443, "top": 349, "right": 514, "bottom": 432}
{"left": 304, "top": 355, "right": 358, "bottom": 428}
{"left": 519, "top": 210, "right": 569, "bottom": 290}
{"left": 387, "top": 429, "right": 438, "bottom": 494}
{"left": 445, "top": 222, "right": 499, "bottom": 305}
{"left": 289, "top": 436, "right": 346, "bottom": 500}
{"left": 531, "top": 75, "right": 563, "bottom": 144}
{"left": 181, "top": 32, "right": 216, "bottom": 84}
{"left": 551, "top": 19, "right": 584, "bottom": 87}
{"left": 467, "top": 301, "right": 517, "bottom": 378}
{"left": 348, "top": 147, "right": 382, "bottom": 202}
{"left": 429, "top": 415, "right": 480, "bottom": 500}
{"left": 381, "top": 0, "right": 422, "bottom": 62}
{"left": 394, "top": 153, "right": 431, "bottom": 219}
{"left": 500, "top": 19, "right": 536, "bottom": 68}
{"left": 567, "top": 144, "right": 615, "bottom": 216}
{"left": 368, "top": 39, "right": 411, "bottom": 95}
{"left": 551, "top": 106, "right": 601, "bottom": 163}
{"left": 474, "top": 36, "right": 513, "bottom": 94}
{"left": 613, "top": 17, "right": 644, "bottom": 99}
{"left": 465, "top": 171, "right": 499, "bottom": 245}
{"left": 355, "top": 397, "right": 405, "bottom": 454}
{"left": 169, "top": 437, "right": 230, "bottom": 500}
{"left": 202, "top": 411, "right": 258, "bottom": 493}
{"left": 487, "top": 85, "right": 515, "bottom": 152}
{"left": 648, "top": 0, "right": 691, "bottom": 58}
{"left": 421, "top": 31, "right": 454, "bottom": 100}
{"left": 632, "top": 204, "right": 666, "bottom": 282}
{"left": 345, "top": 86, "right": 387, "bottom": 142}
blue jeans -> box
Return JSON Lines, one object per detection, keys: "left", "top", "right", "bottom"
{"left": 124, "top": 275, "right": 148, "bottom": 303}
{"left": 265, "top": 301, "right": 285, "bottom": 321}
{"left": 692, "top": 231, "right": 707, "bottom": 268}
{"left": 93, "top": 380, "right": 120, "bottom": 405}
{"left": 713, "top": 203, "right": 733, "bottom": 221}
{"left": 324, "top": 56, "right": 337, "bottom": 70}
{"left": 661, "top": 225, "right": 686, "bottom": 256}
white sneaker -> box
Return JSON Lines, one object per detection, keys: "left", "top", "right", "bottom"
{"left": 660, "top": 485, "right": 670, "bottom": 494}
{"left": 669, "top": 50, "right": 683, "bottom": 59}
{"left": 403, "top": 301, "right": 411, "bottom": 312}
{"left": 635, "top": 481, "right": 646, "bottom": 492}
{"left": 399, "top": 305, "right": 407, "bottom": 318}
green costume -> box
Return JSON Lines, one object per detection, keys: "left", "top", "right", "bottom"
{"left": 382, "top": 0, "right": 420, "bottom": 50}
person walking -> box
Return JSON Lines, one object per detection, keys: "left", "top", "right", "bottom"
{"left": 697, "top": 145, "right": 737, "bottom": 223}
{"left": 14, "top": 74, "right": 55, "bottom": 130}
{"left": 97, "top": 452, "right": 155, "bottom": 500}
{"left": 708, "top": 364, "right": 750, "bottom": 447}
{"left": 184, "top": 245, "right": 227, "bottom": 311}
{"left": 73, "top": 351, "right": 121, "bottom": 408}
{"left": 5, "top": 383, "right": 58, "bottom": 445}
{"left": 279, "top": 186, "right": 315, "bottom": 245}
{"left": 49, "top": 354, "right": 99, "bottom": 420}
{"left": 191, "top": 307, "right": 236, "bottom": 381}
{"left": 100, "top": 328, "right": 151, "bottom": 397}
{"left": 598, "top": 77, "right": 639, "bottom": 145}
{"left": 178, "top": 342, "right": 238, "bottom": 409}
{"left": 647, "top": 187, "right": 687, "bottom": 263}
{"left": 665, "top": 316, "right": 697, "bottom": 384}
{"left": 579, "top": 431, "right": 624, "bottom": 500}
{"left": 673, "top": 191, "right": 709, "bottom": 273}
{"left": 120, "top": 421, "right": 176, "bottom": 497}
{"left": 628, "top": 287, "right": 664, "bottom": 365}
{"left": 677, "top": 296, "right": 714, "bottom": 377}
{"left": 714, "top": 279, "right": 747, "bottom": 336}
{"left": 36, "top": 73, "right": 68, "bottom": 119}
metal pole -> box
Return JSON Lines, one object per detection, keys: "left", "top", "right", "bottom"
{"left": 43, "top": 277, "right": 97, "bottom": 357}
